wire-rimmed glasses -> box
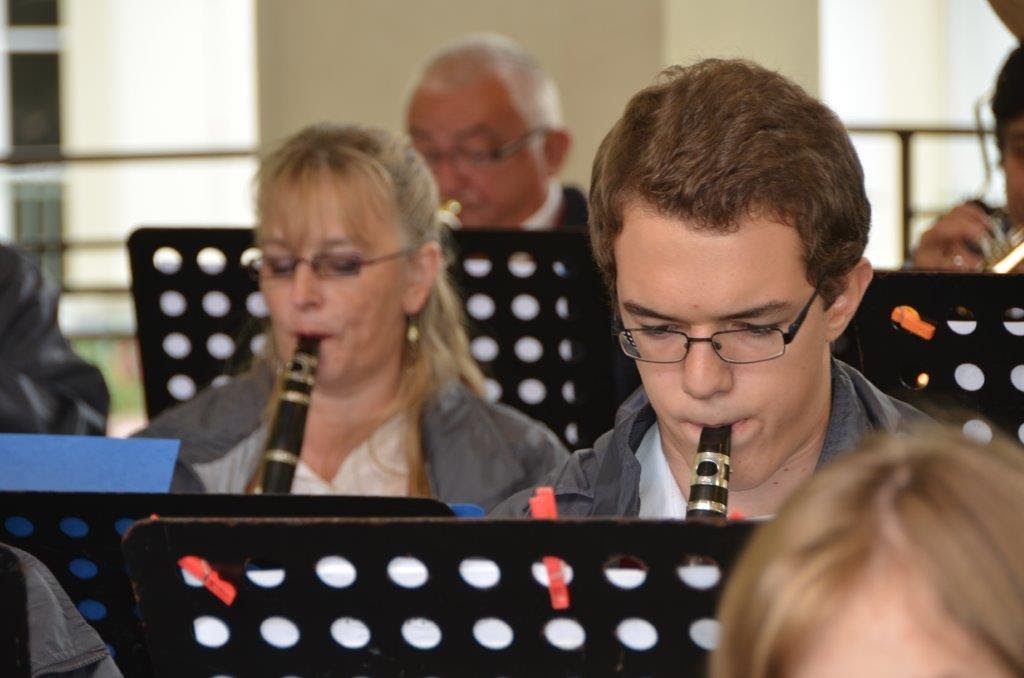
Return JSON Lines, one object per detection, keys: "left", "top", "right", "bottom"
{"left": 416, "top": 128, "right": 548, "bottom": 170}
{"left": 246, "top": 246, "right": 416, "bottom": 280}
{"left": 617, "top": 288, "right": 820, "bottom": 364}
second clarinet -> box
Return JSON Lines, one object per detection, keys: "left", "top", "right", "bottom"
{"left": 255, "top": 336, "right": 320, "bottom": 494}
{"left": 685, "top": 424, "right": 732, "bottom": 519}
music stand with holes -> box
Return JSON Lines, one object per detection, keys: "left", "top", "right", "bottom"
{"left": 843, "top": 271, "right": 1024, "bottom": 440}
{"left": 449, "top": 229, "right": 620, "bottom": 449}
{"left": 0, "top": 543, "right": 30, "bottom": 678}
{"left": 0, "top": 493, "right": 451, "bottom": 677}
{"left": 128, "top": 227, "right": 627, "bottom": 449}
{"left": 128, "top": 227, "right": 261, "bottom": 419}
{"left": 123, "top": 517, "right": 755, "bottom": 677}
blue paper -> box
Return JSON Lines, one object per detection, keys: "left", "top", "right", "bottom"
{"left": 0, "top": 434, "right": 179, "bottom": 492}
{"left": 448, "top": 502, "right": 485, "bottom": 518}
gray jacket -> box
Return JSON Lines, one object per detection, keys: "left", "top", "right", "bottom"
{"left": 490, "top": 359, "right": 927, "bottom": 517}
{"left": 5, "top": 543, "right": 121, "bottom": 677}
{"left": 136, "top": 366, "right": 567, "bottom": 511}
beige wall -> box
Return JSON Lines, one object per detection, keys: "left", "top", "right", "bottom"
{"left": 257, "top": 0, "right": 820, "bottom": 189}
{"left": 664, "top": 0, "right": 819, "bottom": 96}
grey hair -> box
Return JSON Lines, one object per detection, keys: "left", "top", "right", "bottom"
{"left": 410, "top": 32, "right": 564, "bottom": 128}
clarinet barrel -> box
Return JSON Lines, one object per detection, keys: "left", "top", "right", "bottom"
{"left": 685, "top": 425, "right": 732, "bottom": 519}
{"left": 255, "top": 336, "right": 320, "bottom": 494}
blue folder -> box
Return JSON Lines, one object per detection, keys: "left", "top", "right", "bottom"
{"left": 0, "top": 434, "right": 179, "bottom": 493}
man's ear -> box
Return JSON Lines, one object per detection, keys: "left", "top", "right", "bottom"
{"left": 824, "top": 257, "right": 873, "bottom": 341}
{"left": 402, "top": 241, "right": 442, "bottom": 315}
{"left": 543, "top": 128, "right": 571, "bottom": 176}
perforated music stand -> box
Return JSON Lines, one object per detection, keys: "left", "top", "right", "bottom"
{"left": 0, "top": 543, "right": 30, "bottom": 678}
{"left": 128, "top": 227, "right": 623, "bottom": 448}
{"left": 843, "top": 271, "right": 1024, "bottom": 440}
{"left": 127, "top": 227, "right": 261, "bottom": 419}
{"left": 123, "top": 517, "right": 755, "bottom": 677}
{"left": 449, "top": 229, "right": 619, "bottom": 449}
{"left": 0, "top": 493, "right": 451, "bottom": 677}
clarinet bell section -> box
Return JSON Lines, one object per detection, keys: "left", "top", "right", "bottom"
{"left": 255, "top": 336, "right": 320, "bottom": 494}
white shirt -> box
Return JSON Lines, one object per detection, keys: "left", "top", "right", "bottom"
{"left": 290, "top": 414, "right": 409, "bottom": 495}
{"left": 636, "top": 423, "right": 689, "bottom": 519}
{"left": 520, "top": 179, "right": 564, "bottom": 230}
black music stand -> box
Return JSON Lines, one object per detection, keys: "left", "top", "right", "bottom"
{"left": 128, "top": 227, "right": 626, "bottom": 448}
{"left": 0, "top": 493, "right": 451, "bottom": 677}
{"left": 448, "top": 229, "right": 620, "bottom": 449}
{"left": 124, "top": 517, "right": 755, "bottom": 677}
{"left": 127, "top": 227, "right": 260, "bottom": 419}
{"left": 843, "top": 271, "right": 1024, "bottom": 441}
{"left": 0, "top": 543, "right": 30, "bottom": 678}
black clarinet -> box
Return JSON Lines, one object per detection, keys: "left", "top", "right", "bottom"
{"left": 685, "top": 425, "right": 732, "bottom": 519}
{"left": 255, "top": 336, "right": 320, "bottom": 494}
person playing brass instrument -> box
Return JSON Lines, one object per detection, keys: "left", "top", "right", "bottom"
{"left": 138, "top": 124, "right": 566, "bottom": 508}
{"left": 912, "top": 44, "right": 1024, "bottom": 273}
{"left": 491, "top": 59, "right": 926, "bottom": 519}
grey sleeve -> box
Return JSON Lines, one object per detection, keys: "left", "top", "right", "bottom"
{"left": 9, "top": 544, "right": 122, "bottom": 678}
{"left": 487, "top": 485, "right": 535, "bottom": 517}
{"left": 513, "top": 424, "right": 569, "bottom": 485}
{"left": 487, "top": 450, "right": 577, "bottom": 518}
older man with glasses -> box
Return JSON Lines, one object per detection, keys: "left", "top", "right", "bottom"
{"left": 405, "top": 33, "right": 585, "bottom": 230}
{"left": 491, "top": 59, "right": 927, "bottom": 519}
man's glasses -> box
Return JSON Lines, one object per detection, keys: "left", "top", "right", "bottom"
{"left": 416, "top": 128, "right": 547, "bottom": 170}
{"left": 246, "top": 247, "right": 415, "bottom": 279}
{"left": 618, "top": 288, "right": 820, "bottom": 365}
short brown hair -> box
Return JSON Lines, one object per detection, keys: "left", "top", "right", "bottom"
{"left": 589, "top": 59, "right": 869, "bottom": 306}
{"left": 711, "top": 426, "right": 1024, "bottom": 678}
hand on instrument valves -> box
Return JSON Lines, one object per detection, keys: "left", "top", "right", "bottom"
{"left": 911, "top": 202, "right": 992, "bottom": 271}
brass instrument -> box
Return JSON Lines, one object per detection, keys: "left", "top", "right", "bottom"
{"left": 980, "top": 208, "right": 1024, "bottom": 273}
{"left": 254, "top": 336, "right": 319, "bottom": 493}
{"left": 438, "top": 199, "right": 462, "bottom": 229}
{"left": 685, "top": 425, "right": 732, "bottom": 519}
{"left": 970, "top": 85, "right": 1022, "bottom": 273}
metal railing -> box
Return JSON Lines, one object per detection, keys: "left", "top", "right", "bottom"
{"left": 1, "top": 147, "right": 256, "bottom": 340}
{"left": 0, "top": 146, "right": 254, "bottom": 166}
{"left": 846, "top": 125, "right": 994, "bottom": 261}
{"left": 0, "top": 130, "right": 994, "bottom": 338}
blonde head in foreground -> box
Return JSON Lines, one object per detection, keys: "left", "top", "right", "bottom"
{"left": 712, "top": 426, "right": 1024, "bottom": 678}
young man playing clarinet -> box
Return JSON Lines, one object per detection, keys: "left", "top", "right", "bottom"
{"left": 492, "top": 59, "right": 925, "bottom": 519}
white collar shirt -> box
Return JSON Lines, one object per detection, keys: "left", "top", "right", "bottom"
{"left": 636, "top": 423, "right": 688, "bottom": 519}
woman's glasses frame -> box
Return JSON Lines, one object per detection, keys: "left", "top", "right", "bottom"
{"left": 246, "top": 246, "right": 417, "bottom": 280}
